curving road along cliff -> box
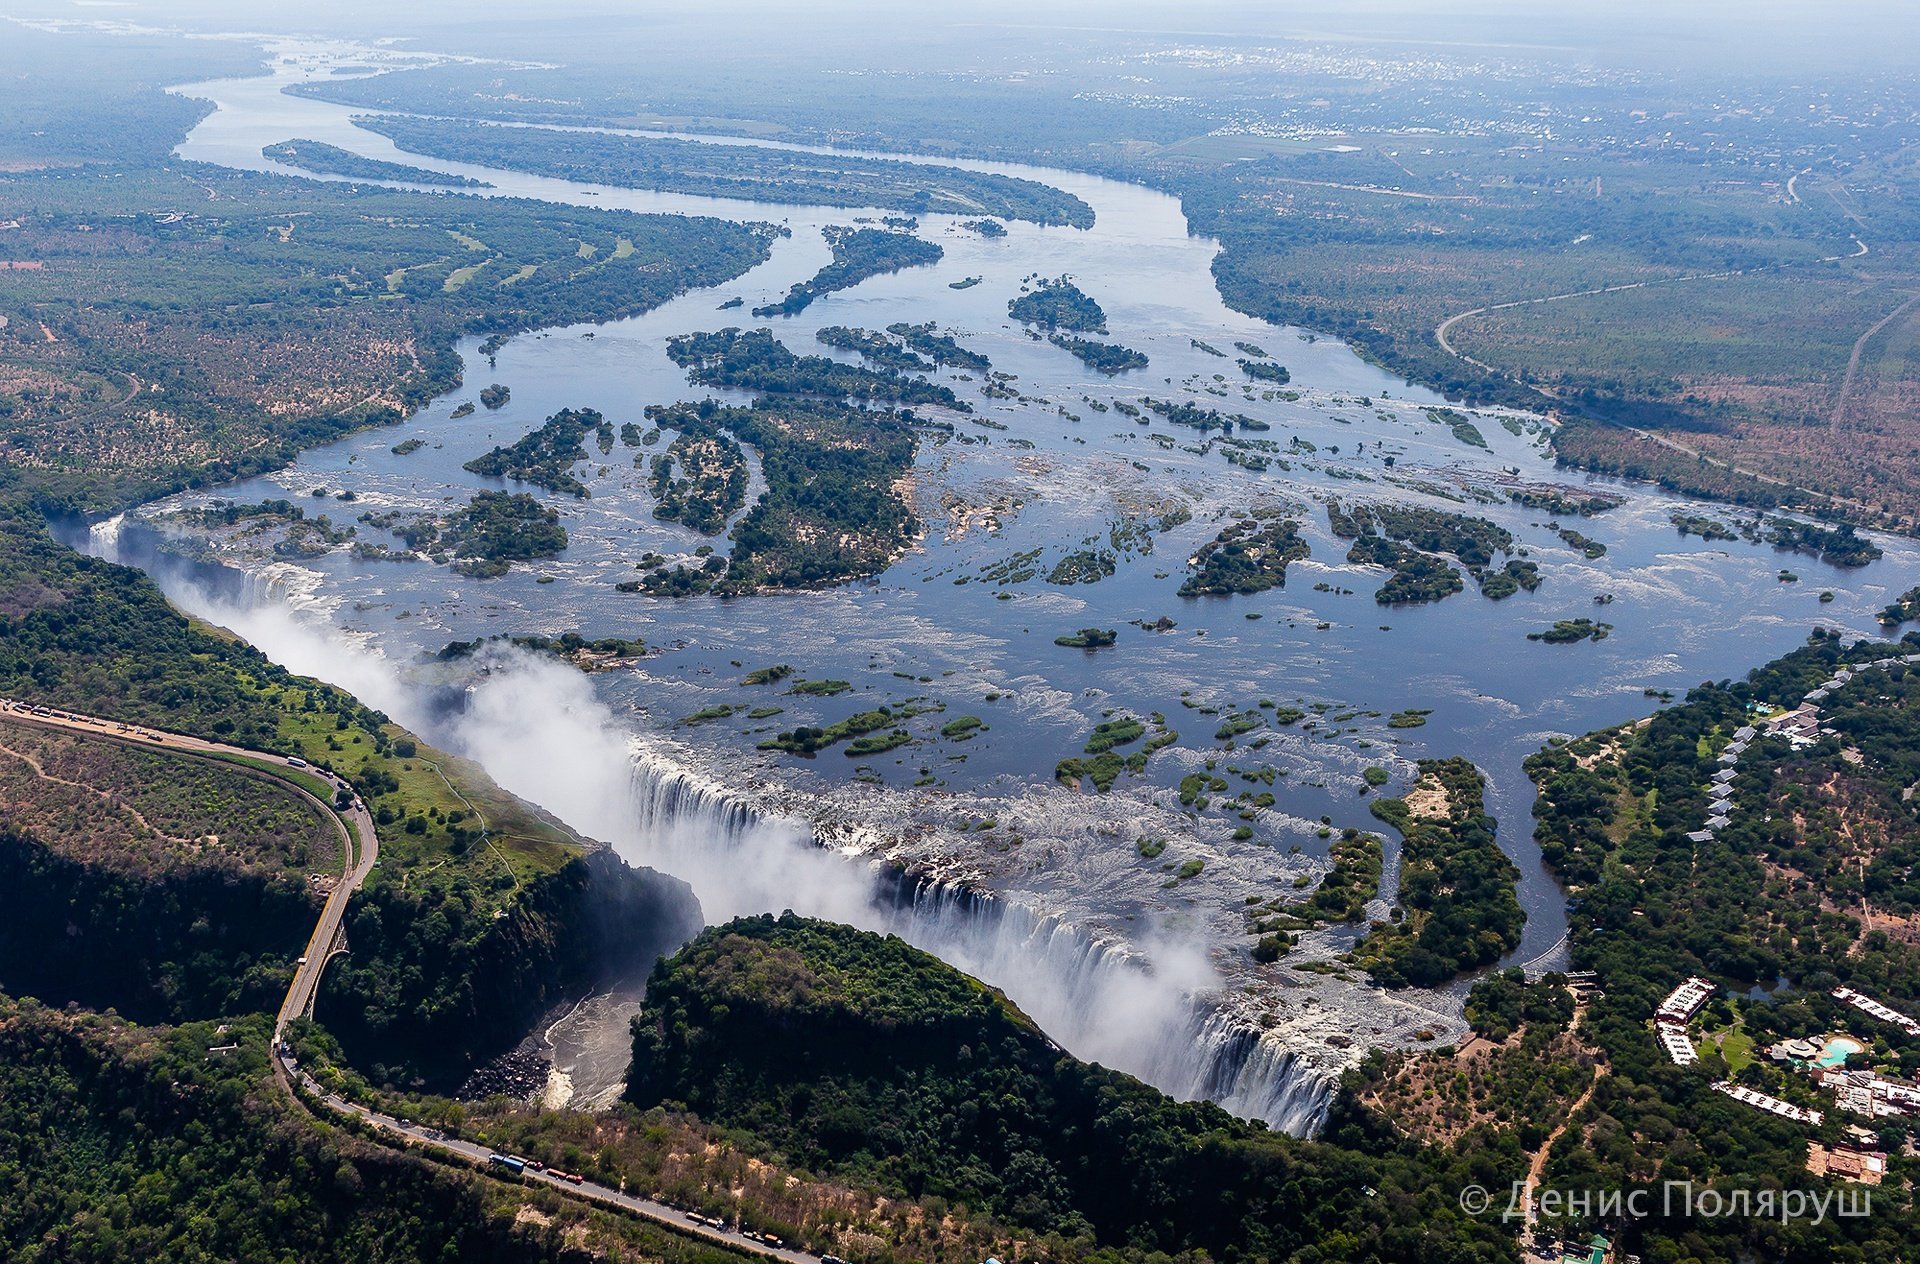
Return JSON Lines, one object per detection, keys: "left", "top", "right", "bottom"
{"left": 0, "top": 697, "right": 377, "bottom": 1039}
{"left": 0, "top": 697, "right": 811, "bottom": 1264}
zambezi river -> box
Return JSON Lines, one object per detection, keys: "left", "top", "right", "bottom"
{"left": 74, "top": 30, "right": 1919, "bottom": 1133}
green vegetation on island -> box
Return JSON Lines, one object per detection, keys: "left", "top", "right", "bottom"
{"left": 648, "top": 422, "right": 749, "bottom": 534}
{"left": 1556, "top": 526, "right": 1607, "bottom": 559}
{"left": 1046, "top": 548, "right": 1116, "bottom": 585}
{"left": 888, "top": 322, "right": 992, "bottom": 372}
{"left": 262, "top": 137, "right": 489, "bottom": 187}
{"left": 759, "top": 703, "right": 929, "bottom": 756}
{"left": 1477, "top": 558, "right": 1542, "bottom": 599}
{"left": 1511, "top": 486, "right": 1622, "bottom": 517}
{"left": 463, "top": 405, "right": 605, "bottom": 497}
{"left": 1671, "top": 511, "right": 1741, "bottom": 541}
{"left": 815, "top": 325, "right": 935, "bottom": 372}
{"left": 363, "top": 492, "right": 568, "bottom": 575}
{"left": 1055, "top": 713, "right": 1176, "bottom": 792}
{"left": 1527, "top": 618, "right": 1613, "bottom": 644}
{"left": 1347, "top": 536, "right": 1464, "bottom": 605}
{"left": 1048, "top": 334, "right": 1149, "bottom": 374}
{"left": 1244, "top": 827, "right": 1385, "bottom": 957}
{"left": 666, "top": 327, "right": 966, "bottom": 410}
{"left": 634, "top": 398, "right": 918, "bottom": 594}
{"left": 753, "top": 226, "right": 943, "bottom": 317}
{"left": 1008, "top": 276, "right": 1107, "bottom": 333}
{"left": 1666, "top": 511, "right": 1881, "bottom": 567}
{"left": 356, "top": 114, "right": 1094, "bottom": 226}
{"left": 1881, "top": 586, "right": 1920, "bottom": 627}
{"left": 1179, "top": 508, "right": 1310, "bottom": 596}
{"left": 436, "top": 631, "right": 644, "bottom": 670}
{"left": 1426, "top": 407, "right": 1488, "bottom": 449}
{"left": 1331, "top": 500, "right": 1517, "bottom": 604}
{"left": 1351, "top": 757, "right": 1522, "bottom": 987}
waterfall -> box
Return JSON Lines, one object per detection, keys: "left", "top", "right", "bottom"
{"left": 55, "top": 530, "right": 1345, "bottom": 1135}
{"left": 87, "top": 512, "right": 126, "bottom": 558}
{"left": 619, "top": 749, "right": 1339, "bottom": 1134}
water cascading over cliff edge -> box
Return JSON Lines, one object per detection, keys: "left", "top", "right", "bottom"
{"left": 619, "top": 746, "right": 1338, "bottom": 1134}
{"left": 54, "top": 528, "right": 1342, "bottom": 1135}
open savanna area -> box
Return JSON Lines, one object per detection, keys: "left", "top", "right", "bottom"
{"left": 0, "top": 508, "right": 582, "bottom": 915}
{"left": 0, "top": 718, "right": 338, "bottom": 878}
{"left": 1360, "top": 1021, "right": 1598, "bottom": 1150}
{"left": 0, "top": 167, "right": 771, "bottom": 512}
{"left": 1168, "top": 135, "right": 1920, "bottom": 527}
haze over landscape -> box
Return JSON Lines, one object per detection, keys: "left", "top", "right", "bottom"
{"left": 2, "top": 3, "right": 1920, "bottom": 1262}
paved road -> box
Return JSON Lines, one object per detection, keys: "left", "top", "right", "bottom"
{"left": 285, "top": 1078, "right": 823, "bottom": 1264}
{"left": 1, "top": 698, "right": 808, "bottom": 1263}
{"left": 0, "top": 699, "right": 377, "bottom": 1037}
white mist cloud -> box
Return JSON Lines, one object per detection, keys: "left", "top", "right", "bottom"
{"left": 119, "top": 558, "right": 1328, "bottom": 1125}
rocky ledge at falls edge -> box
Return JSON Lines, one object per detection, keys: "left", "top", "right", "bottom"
{"left": 622, "top": 736, "right": 1467, "bottom": 1135}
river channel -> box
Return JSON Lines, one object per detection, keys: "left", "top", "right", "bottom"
{"left": 78, "top": 31, "right": 1920, "bottom": 1130}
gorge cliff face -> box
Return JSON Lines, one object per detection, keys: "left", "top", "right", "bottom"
{"left": 0, "top": 827, "right": 318, "bottom": 1021}
{"left": 0, "top": 816, "right": 703, "bottom": 1092}
{"left": 319, "top": 849, "right": 703, "bottom": 1088}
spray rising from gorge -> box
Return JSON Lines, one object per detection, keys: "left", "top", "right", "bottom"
{"left": 85, "top": 514, "right": 1340, "bottom": 1130}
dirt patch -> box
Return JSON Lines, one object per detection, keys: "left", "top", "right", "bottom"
{"left": 1363, "top": 1025, "right": 1598, "bottom": 1147}
{"left": 0, "top": 576, "right": 66, "bottom": 618}
{"left": 1402, "top": 774, "right": 1452, "bottom": 821}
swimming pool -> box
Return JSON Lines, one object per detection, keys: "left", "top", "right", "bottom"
{"left": 1816, "top": 1036, "right": 1866, "bottom": 1068}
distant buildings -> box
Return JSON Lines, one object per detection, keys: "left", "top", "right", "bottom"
{"left": 1832, "top": 986, "right": 1920, "bottom": 1037}
{"left": 1714, "top": 1081, "right": 1823, "bottom": 1125}
{"left": 1658, "top": 1025, "right": 1699, "bottom": 1066}
{"left": 1820, "top": 1067, "right": 1920, "bottom": 1119}
{"left": 1806, "top": 1142, "right": 1887, "bottom": 1186}
{"left": 1654, "top": 976, "right": 1714, "bottom": 1065}
{"left": 1657, "top": 976, "right": 1714, "bottom": 1024}
{"left": 1554, "top": 1234, "right": 1611, "bottom": 1264}
{"left": 1761, "top": 705, "right": 1821, "bottom": 746}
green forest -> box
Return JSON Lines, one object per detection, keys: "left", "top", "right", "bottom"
{"left": 649, "top": 398, "right": 918, "bottom": 593}
{"left": 262, "top": 137, "right": 489, "bottom": 187}
{"left": 666, "top": 327, "right": 967, "bottom": 410}
{"left": 356, "top": 114, "right": 1095, "bottom": 226}
{"left": 1521, "top": 631, "right": 1920, "bottom": 1260}
{"left": 1351, "top": 757, "right": 1524, "bottom": 987}
{"left": 628, "top": 913, "right": 1517, "bottom": 1263}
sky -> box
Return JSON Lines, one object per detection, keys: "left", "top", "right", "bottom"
{"left": 11, "top": 0, "right": 1916, "bottom": 72}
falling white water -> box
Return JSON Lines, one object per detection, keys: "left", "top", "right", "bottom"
{"left": 86, "top": 513, "right": 126, "bottom": 556}
{"left": 81, "top": 529, "right": 1338, "bottom": 1132}
{"left": 617, "top": 745, "right": 1340, "bottom": 1133}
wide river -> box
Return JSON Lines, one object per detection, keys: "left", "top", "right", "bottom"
{"left": 86, "top": 33, "right": 1920, "bottom": 1130}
